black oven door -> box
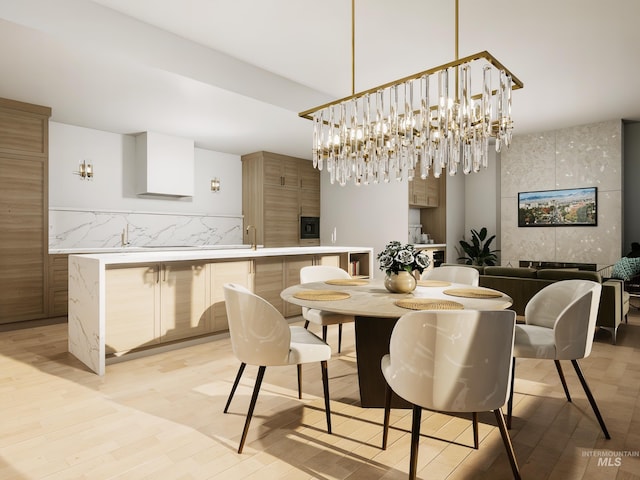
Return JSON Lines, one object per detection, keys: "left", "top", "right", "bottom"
{"left": 300, "top": 216, "right": 320, "bottom": 239}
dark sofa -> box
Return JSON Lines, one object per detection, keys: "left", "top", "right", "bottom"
{"left": 443, "top": 264, "right": 628, "bottom": 344}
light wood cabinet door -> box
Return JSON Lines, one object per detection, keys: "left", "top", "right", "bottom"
{"left": 409, "top": 177, "right": 427, "bottom": 206}
{"left": 48, "top": 254, "right": 69, "bottom": 317}
{"left": 0, "top": 98, "right": 50, "bottom": 324}
{"left": 284, "top": 255, "right": 314, "bottom": 317}
{"left": 263, "top": 154, "right": 299, "bottom": 188}
{"left": 210, "top": 260, "right": 253, "bottom": 332}
{"left": 316, "top": 254, "right": 341, "bottom": 267}
{"left": 0, "top": 155, "right": 46, "bottom": 322}
{"left": 299, "top": 160, "right": 320, "bottom": 217}
{"left": 105, "top": 265, "right": 159, "bottom": 353}
{"left": 254, "top": 257, "right": 286, "bottom": 315}
{"left": 0, "top": 105, "right": 48, "bottom": 157}
{"left": 263, "top": 156, "right": 285, "bottom": 186}
{"left": 242, "top": 152, "right": 320, "bottom": 247}
{"left": 281, "top": 157, "right": 300, "bottom": 188}
{"left": 264, "top": 186, "right": 299, "bottom": 247}
{"left": 160, "top": 262, "right": 209, "bottom": 341}
{"left": 426, "top": 176, "right": 439, "bottom": 207}
{"left": 409, "top": 176, "right": 439, "bottom": 207}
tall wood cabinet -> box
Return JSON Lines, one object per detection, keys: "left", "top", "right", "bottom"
{"left": 0, "top": 98, "right": 51, "bottom": 324}
{"left": 409, "top": 175, "right": 439, "bottom": 207}
{"left": 242, "top": 151, "right": 320, "bottom": 247}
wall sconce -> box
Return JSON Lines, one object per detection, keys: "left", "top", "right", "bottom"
{"left": 74, "top": 160, "right": 94, "bottom": 180}
{"left": 210, "top": 177, "right": 221, "bottom": 192}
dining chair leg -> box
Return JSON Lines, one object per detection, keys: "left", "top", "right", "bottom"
{"left": 472, "top": 412, "right": 479, "bottom": 449}
{"left": 297, "top": 364, "right": 302, "bottom": 399}
{"left": 338, "top": 323, "right": 343, "bottom": 353}
{"left": 493, "top": 408, "right": 521, "bottom": 480}
{"left": 507, "top": 358, "right": 515, "bottom": 429}
{"left": 224, "top": 362, "right": 246, "bottom": 413}
{"left": 320, "top": 360, "right": 332, "bottom": 434}
{"left": 409, "top": 405, "right": 422, "bottom": 480}
{"left": 571, "top": 359, "right": 611, "bottom": 439}
{"left": 238, "top": 365, "right": 266, "bottom": 454}
{"left": 554, "top": 360, "right": 572, "bottom": 402}
{"left": 322, "top": 325, "right": 328, "bottom": 342}
{"left": 382, "top": 383, "right": 392, "bottom": 450}
{"left": 304, "top": 320, "right": 310, "bottom": 329}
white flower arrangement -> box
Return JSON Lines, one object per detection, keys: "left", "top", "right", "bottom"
{"left": 377, "top": 240, "right": 430, "bottom": 275}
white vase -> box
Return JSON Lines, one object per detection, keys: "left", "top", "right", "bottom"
{"left": 384, "top": 271, "right": 417, "bottom": 293}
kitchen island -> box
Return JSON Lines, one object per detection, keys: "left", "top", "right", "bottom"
{"left": 68, "top": 246, "right": 373, "bottom": 375}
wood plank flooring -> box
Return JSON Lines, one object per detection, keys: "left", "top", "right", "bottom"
{"left": 1, "top": 311, "right": 639, "bottom": 479}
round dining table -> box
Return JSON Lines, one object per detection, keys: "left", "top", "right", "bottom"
{"left": 281, "top": 277, "right": 513, "bottom": 408}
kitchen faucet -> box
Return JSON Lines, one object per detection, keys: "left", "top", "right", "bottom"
{"left": 121, "top": 223, "right": 131, "bottom": 247}
{"left": 246, "top": 225, "right": 257, "bottom": 250}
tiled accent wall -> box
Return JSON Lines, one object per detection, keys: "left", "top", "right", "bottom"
{"left": 49, "top": 208, "right": 243, "bottom": 250}
{"left": 500, "top": 120, "right": 622, "bottom": 269}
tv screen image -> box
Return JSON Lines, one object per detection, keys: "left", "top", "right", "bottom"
{"left": 518, "top": 187, "right": 597, "bottom": 227}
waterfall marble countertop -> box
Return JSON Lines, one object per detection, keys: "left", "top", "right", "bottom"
{"left": 67, "top": 244, "right": 374, "bottom": 375}
{"left": 62, "top": 245, "right": 373, "bottom": 264}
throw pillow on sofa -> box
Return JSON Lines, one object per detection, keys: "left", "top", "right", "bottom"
{"left": 611, "top": 257, "right": 640, "bottom": 281}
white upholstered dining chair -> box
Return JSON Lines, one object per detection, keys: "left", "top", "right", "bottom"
{"left": 507, "top": 279, "right": 610, "bottom": 439}
{"left": 299, "top": 265, "right": 355, "bottom": 353}
{"left": 381, "top": 309, "right": 520, "bottom": 480}
{"left": 420, "top": 265, "right": 480, "bottom": 286}
{"left": 223, "top": 283, "right": 332, "bottom": 453}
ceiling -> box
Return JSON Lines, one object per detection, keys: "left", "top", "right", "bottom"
{"left": 1, "top": 0, "right": 639, "bottom": 160}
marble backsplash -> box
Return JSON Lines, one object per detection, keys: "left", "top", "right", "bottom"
{"left": 49, "top": 208, "right": 243, "bottom": 250}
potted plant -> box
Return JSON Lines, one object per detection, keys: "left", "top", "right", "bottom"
{"left": 377, "top": 241, "right": 430, "bottom": 293}
{"left": 458, "top": 228, "right": 499, "bottom": 266}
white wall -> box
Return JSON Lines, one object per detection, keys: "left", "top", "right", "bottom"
{"left": 461, "top": 149, "right": 500, "bottom": 261}
{"left": 48, "top": 122, "right": 244, "bottom": 249}
{"left": 319, "top": 161, "right": 501, "bottom": 269}
{"left": 320, "top": 171, "right": 409, "bottom": 278}
{"left": 445, "top": 172, "right": 466, "bottom": 263}
{"left": 49, "top": 122, "right": 242, "bottom": 214}
{"left": 464, "top": 149, "right": 499, "bottom": 238}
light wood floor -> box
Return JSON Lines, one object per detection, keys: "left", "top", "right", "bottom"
{"left": 1, "top": 309, "right": 639, "bottom": 480}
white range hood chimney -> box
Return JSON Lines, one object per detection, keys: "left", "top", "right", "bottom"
{"left": 135, "top": 131, "right": 194, "bottom": 197}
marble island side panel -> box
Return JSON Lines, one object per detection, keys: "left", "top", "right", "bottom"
{"left": 68, "top": 255, "right": 104, "bottom": 375}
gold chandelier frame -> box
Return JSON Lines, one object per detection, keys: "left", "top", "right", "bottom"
{"left": 299, "top": 49, "right": 523, "bottom": 121}
{"left": 299, "top": 0, "right": 524, "bottom": 186}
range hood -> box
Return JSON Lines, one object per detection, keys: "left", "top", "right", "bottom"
{"left": 135, "top": 131, "right": 194, "bottom": 197}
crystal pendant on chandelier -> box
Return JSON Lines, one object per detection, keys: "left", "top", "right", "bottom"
{"left": 308, "top": 55, "right": 518, "bottom": 186}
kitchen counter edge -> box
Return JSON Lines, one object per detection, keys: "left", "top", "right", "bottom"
{"left": 66, "top": 246, "right": 374, "bottom": 265}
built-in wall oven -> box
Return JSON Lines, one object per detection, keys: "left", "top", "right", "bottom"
{"left": 300, "top": 216, "right": 320, "bottom": 239}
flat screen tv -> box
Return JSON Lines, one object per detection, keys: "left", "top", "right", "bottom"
{"left": 518, "top": 187, "right": 597, "bottom": 227}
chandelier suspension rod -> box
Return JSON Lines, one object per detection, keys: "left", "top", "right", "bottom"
{"left": 351, "top": 0, "right": 355, "bottom": 96}
{"left": 455, "top": 0, "right": 459, "bottom": 61}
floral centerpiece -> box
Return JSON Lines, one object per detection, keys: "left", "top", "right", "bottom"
{"left": 377, "top": 241, "right": 430, "bottom": 293}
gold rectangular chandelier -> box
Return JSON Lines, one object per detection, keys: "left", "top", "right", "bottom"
{"left": 299, "top": 0, "right": 524, "bottom": 186}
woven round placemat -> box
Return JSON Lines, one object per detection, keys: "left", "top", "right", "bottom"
{"left": 417, "top": 280, "right": 451, "bottom": 287}
{"left": 395, "top": 298, "right": 464, "bottom": 310}
{"left": 293, "top": 290, "right": 351, "bottom": 301}
{"left": 443, "top": 288, "right": 503, "bottom": 299}
{"left": 325, "top": 278, "right": 369, "bottom": 286}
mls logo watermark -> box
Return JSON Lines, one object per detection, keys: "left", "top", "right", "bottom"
{"left": 582, "top": 449, "right": 639, "bottom": 467}
{"left": 597, "top": 457, "right": 621, "bottom": 467}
